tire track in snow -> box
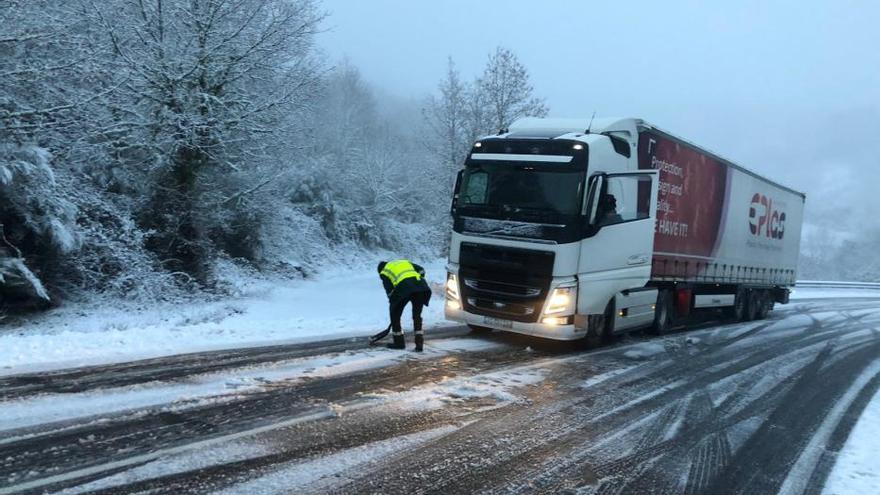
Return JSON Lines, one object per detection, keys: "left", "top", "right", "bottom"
{"left": 419, "top": 308, "right": 880, "bottom": 494}
{"left": 4, "top": 300, "right": 880, "bottom": 494}
{"left": 0, "top": 328, "right": 474, "bottom": 400}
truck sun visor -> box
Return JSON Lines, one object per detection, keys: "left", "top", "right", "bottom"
{"left": 469, "top": 153, "right": 573, "bottom": 163}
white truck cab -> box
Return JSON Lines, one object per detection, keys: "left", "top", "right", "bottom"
{"left": 445, "top": 118, "right": 660, "bottom": 341}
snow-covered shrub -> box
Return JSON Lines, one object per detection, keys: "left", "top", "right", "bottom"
{"left": 0, "top": 256, "right": 50, "bottom": 302}
{"left": 65, "top": 190, "right": 184, "bottom": 301}
{"left": 0, "top": 145, "right": 79, "bottom": 302}
{"left": 0, "top": 144, "right": 80, "bottom": 256}
{"left": 377, "top": 218, "right": 447, "bottom": 262}
{"left": 257, "top": 203, "right": 326, "bottom": 276}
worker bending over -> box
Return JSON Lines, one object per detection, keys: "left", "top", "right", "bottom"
{"left": 377, "top": 259, "right": 432, "bottom": 352}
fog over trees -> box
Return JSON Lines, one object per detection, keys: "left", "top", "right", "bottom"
{"left": 0, "top": 0, "right": 875, "bottom": 311}
{"left": 0, "top": 0, "right": 551, "bottom": 308}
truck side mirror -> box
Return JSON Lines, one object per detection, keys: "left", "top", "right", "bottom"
{"left": 583, "top": 173, "right": 606, "bottom": 236}
{"left": 450, "top": 170, "right": 463, "bottom": 215}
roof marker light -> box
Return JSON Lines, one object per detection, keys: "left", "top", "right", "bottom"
{"left": 573, "top": 143, "right": 584, "bottom": 150}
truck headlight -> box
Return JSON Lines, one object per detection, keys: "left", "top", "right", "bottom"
{"left": 545, "top": 286, "right": 575, "bottom": 315}
{"left": 446, "top": 273, "right": 460, "bottom": 300}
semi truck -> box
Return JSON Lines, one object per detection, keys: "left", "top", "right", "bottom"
{"left": 444, "top": 117, "right": 805, "bottom": 343}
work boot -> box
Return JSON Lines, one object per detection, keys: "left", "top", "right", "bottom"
{"left": 386, "top": 332, "right": 405, "bottom": 350}
{"left": 413, "top": 317, "right": 424, "bottom": 352}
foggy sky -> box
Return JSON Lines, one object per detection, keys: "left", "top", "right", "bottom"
{"left": 318, "top": 0, "right": 880, "bottom": 237}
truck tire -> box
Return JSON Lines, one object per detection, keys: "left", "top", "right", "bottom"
{"left": 756, "top": 291, "right": 772, "bottom": 319}
{"left": 745, "top": 290, "right": 760, "bottom": 321}
{"left": 650, "top": 290, "right": 673, "bottom": 335}
{"left": 468, "top": 324, "right": 493, "bottom": 335}
{"left": 579, "top": 302, "right": 615, "bottom": 349}
{"left": 727, "top": 289, "right": 747, "bottom": 321}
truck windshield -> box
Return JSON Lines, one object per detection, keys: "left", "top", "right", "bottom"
{"left": 457, "top": 163, "right": 585, "bottom": 222}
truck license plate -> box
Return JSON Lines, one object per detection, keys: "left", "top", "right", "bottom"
{"left": 482, "top": 316, "right": 513, "bottom": 329}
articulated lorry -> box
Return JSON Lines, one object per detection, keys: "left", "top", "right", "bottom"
{"left": 444, "top": 118, "right": 805, "bottom": 343}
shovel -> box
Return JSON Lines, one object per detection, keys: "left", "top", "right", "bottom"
{"left": 369, "top": 323, "right": 392, "bottom": 346}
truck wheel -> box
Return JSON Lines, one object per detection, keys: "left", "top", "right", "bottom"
{"left": 468, "top": 324, "right": 493, "bottom": 335}
{"left": 745, "top": 290, "right": 759, "bottom": 321}
{"left": 579, "top": 303, "right": 615, "bottom": 349}
{"left": 727, "top": 289, "right": 747, "bottom": 321}
{"left": 756, "top": 291, "right": 772, "bottom": 319}
{"left": 651, "top": 290, "right": 673, "bottom": 335}
{"left": 580, "top": 315, "right": 604, "bottom": 349}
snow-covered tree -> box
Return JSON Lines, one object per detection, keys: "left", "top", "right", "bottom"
{"left": 424, "top": 47, "right": 550, "bottom": 174}
{"left": 0, "top": 4, "right": 558, "bottom": 311}
{"left": 86, "top": 0, "right": 325, "bottom": 280}
{"left": 423, "top": 58, "right": 471, "bottom": 172}
{"left": 477, "top": 46, "right": 548, "bottom": 132}
{"left": 0, "top": 1, "right": 104, "bottom": 303}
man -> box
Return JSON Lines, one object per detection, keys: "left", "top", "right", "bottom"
{"left": 599, "top": 194, "right": 624, "bottom": 225}
{"left": 377, "top": 259, "right": 432, "bottom": 352}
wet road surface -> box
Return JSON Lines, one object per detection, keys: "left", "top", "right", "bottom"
{"left": 1, "top": 298, "right": 879, "bottom": 494}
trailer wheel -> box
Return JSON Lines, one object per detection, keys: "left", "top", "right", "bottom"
{"left": 745, "top": 290, "right": 760, "bottom": 321}
{"left": 727, "top": 289, "right": 747, "bottom": 321}
{"left": 756, "top": 291, "right": 772, "bottom": 320}
{"left": 650, "top": 290, "right": 673, "bottom": 335}
{"left": 468, "top": 325, "right": 493, "bottom": 335}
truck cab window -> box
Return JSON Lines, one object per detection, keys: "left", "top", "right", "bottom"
{"left": 599, "top": 175, "right": 651, "bottom": 226}
{"left": 457, "top": 163, "right": 586, "bottom": 222}
{"left": 461, "top": 170, "right": 488, "bottom": 203}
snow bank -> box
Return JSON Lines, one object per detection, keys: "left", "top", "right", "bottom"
{"left": 0, "top": 259, "right": 451, "bottom": 376}
{"left": 822, "top": 385, "right": 880, "bottom": 494}
{"left": 781, "top": 359, "right": 880, "bottom": 495}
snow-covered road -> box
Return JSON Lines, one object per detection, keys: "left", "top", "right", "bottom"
{"left": 1, "top": 297, "right": 880, "bottom": 494}
{"left": 0, "top": 260, "right": 450, "bottom": 376}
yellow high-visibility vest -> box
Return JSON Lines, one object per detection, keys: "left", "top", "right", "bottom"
{"left": 381, "top": 260, "right": 421, "bottom": 287}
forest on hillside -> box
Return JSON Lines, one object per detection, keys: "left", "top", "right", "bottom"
{"left": 0, "top": 0, "right": 552, "bottom": 308}
{"left": 1, "top": 0, "right": 876, "bottom": 312}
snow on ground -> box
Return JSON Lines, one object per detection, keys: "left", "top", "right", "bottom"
{"left": 781, "top": 359, "right": 880, "bottom": 495}
{"left": 582, "top": 364, "right": 646, "bottom": 389}
{"left": 2, "top": 264, "right": 878, "bottom": 379}
{"left": 790, "top": 288, "right": 880, "bottom": 300}
{"left": 821, "top": 383, "right": 880, "bottom": 495}
{"left": 360, "top": 364, "right": 549, "bottom": 413}
{"left": 621, "top": 342, "right": 667, "bottom": 361}
{"left": 57, "top": 439, "right": 270, "bottom": 495}
{"left": 0, "top": 259, "right": 451, "bottom": 376}
{"left": 213, "top": 425, "right": 462, "bottom": 495}
{"left": 0, "top": 337, "right": 507, "bottom": 433}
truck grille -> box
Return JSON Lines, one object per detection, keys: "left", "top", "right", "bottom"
{"left": 459, "top": 243, "right": 554, "bottom": 323}
{"left": 467, "top": 298, "right": 536, "bottom": 317}
{"left": 463, "top": 278, "right": 542, "bottom": 298}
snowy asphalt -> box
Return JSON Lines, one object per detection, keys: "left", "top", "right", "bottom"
{"left": 2, "top": 298, "right": 880, "bottom": 494}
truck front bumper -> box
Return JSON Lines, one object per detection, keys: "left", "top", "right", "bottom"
{"left": 445, "top": 302, "right": 584, "bottom": 341}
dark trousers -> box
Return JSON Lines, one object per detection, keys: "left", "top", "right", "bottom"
{"left": 390, "top": 291, "right": 428, "bottom": 335}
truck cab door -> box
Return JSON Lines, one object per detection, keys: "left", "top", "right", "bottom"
{"left": 577, "top": 170, "right": 659, "bottom": 316}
